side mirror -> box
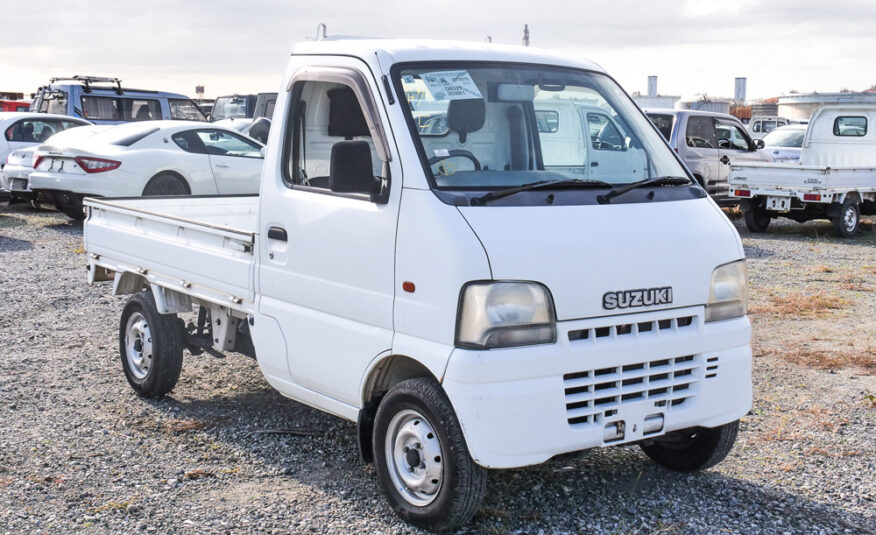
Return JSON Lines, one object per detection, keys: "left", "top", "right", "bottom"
{"left": 259, "top": 147, "right": 266, "bottom": 158}
{"left": 754, "top": 139, "right": 765, "bottom": 150}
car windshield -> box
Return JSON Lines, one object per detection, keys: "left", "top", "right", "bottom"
{"left": 762, "top": 127, "right": 805, "bottom": 148}
{"left": 647, "top": 113, "right": 674, "bottom": 140}
{"left": 37, "top": 89, "right": 68, "bottom": 115}
{"left": 212, "top": 96, "right": 249, "bottom": 121}
{"left": 396, "top": 64, "right": 687, "bottom": 188}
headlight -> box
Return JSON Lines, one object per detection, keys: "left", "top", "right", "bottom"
{"left": 705, "top": 260, "right": 748, "bottom": 322}
{"left": 456, "top": 281, "right": 556, "bottom": 349}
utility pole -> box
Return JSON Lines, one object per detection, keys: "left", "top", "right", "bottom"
{"left": 522, "top": 24, "right": 530, "bottom": 46}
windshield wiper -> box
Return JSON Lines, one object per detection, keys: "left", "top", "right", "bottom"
{"left": 472, "top": 179, "right": 612, "bottom": 205}
{"left": 596, "top": 176, "right": 691, "bottom": 204}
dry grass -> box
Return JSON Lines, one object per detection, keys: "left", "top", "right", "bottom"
{"left": 722, "top": 206, "right": 744, "bottom": 220}
{"left": 803, "top": 446, "right": 863, "bottom": 458}
{"left": 775, "top": 346, "right": 876, "bottom": 374}
{"left": 750, "top": 291, "right": 849, "bottom": 317}
{"left": 184, "top": 469, "right": 215, "bottom": 480}
{"left": 812, "top": 265, "right": 835, "bottom": 273}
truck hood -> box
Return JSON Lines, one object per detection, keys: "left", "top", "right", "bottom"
{"left": 458, "top": 198, "right": 743, "bottom": 321}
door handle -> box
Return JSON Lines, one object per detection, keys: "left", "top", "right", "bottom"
{"left": 267, "top": 226, "right": 287, "bottom": 241}
{"left": 215, "top": 163, "right": 230, "bottom": 168}
{"left": 720, "top": 155, "right": 730, "bottom": 165}
{"left": 590, "top": 161, "right": 599, "bottom": 167}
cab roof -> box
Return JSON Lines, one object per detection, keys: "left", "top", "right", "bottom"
{"left": 291, "top": 39, "right": 606, "bottom": 73}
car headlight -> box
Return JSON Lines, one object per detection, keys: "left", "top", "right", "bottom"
{"left": 705, "top": 260, "right": 748, "bottom": 322}
{"left": 456, "top": 281, "right": 556, "bottom": 349}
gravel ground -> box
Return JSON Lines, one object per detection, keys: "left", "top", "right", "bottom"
{"left": 0, "top": 203, "right": 874, "bottom": 535}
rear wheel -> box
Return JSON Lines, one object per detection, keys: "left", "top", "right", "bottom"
{"left": 640, "top": 420, "right": 739, "bottom": 472}
{"left": 744, "top": 206, "right": 771, "bottom": 233}
{"left": 831, "top": 198, "right": 860, "bottom": 238}
{"left": 373, "top": 378, "right": 486, "bottom": 532}
{"left": 142, "top": 173, "right": 190, "bottom": 196}
{"left": 119, "top": 291, "right": 184, "bottom": 397}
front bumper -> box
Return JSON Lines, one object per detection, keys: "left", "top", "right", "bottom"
{"left": 442, "top": 306, "right": 751, "bottom": 469}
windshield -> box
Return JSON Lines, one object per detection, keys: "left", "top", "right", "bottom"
{"left": 396, "top": 64, "right": 687, "bottom": 188}
{"left": 762, "top": 127, "right": 805, "bottom": 148}
{"left": 212, "top": 96, "right": 249, "bottom": 121}
{"left": 647, "top": 113, "right": 674, "bottom": 141}
{"left": 37, "top": 89, "right": 68, "bottom": 115}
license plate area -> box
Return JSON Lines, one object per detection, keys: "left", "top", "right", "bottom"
{"left": 10, "top": 178, "right": 27, "bottom": 191}
{"left": 766, "top": 195, "right": 790, "bottom": 212}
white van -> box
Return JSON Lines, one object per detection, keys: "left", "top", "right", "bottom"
{"left": 83, "top": 39, "right": 752, "bottom": 531}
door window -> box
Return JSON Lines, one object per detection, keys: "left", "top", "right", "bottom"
{"left": 535, "top": 110, "right": 558, "bottom": 133}
{"left": 284, "top": 80, "right": 385, "bottom": 196}
{"left": 82, "top": 96, "right": 120, "bottom": 121}
{"left": 194, "top": 130, "right": 262, "bottom": 158}
{"left": 752, "top": 120, "right": 761, "bottom": 133}
{"left": 685, "top": 116, "right": 718, "bottom": 148}
{"left": 716, "top": 120, "right": 751, "bottom": 150}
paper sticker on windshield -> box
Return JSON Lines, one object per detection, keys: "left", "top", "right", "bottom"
{"left": 420, "top": 71, "right": 482, "bottom": 101}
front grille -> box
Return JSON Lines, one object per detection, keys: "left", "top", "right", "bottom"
{"left": 563, "top": 355, "right": 701, "bottom": 427}
{"left": 568, "top": 314, "right": 695, "bottom": 342}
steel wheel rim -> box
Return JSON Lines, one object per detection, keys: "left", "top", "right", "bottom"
{"left": 844, "top": 206, "right": 857, "bottom": 232}
{"left": 125, "top": 312, "right": 153, "bottom": 380}
{"left": 384, "top": 409, "right": 444, "bottom": 507}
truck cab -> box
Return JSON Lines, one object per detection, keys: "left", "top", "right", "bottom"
{"left": 31, "top": 76, "right": 207, "bottom": 124}
{"left": 84, "top": 39, "right": 752, "bottom": 531}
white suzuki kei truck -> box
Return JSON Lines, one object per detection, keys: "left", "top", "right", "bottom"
{"left": 82, "top": 39, "right": 752, "bottom": 531}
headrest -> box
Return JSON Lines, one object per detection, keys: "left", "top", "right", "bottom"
{"left": 330, "top": 140, "right": 374, "bottom": 194}
{"left": 447, "top": 98, "right": 485, "bottom": 143}
{"left": 327, "top": 87, "right": 369, "bottom": 138}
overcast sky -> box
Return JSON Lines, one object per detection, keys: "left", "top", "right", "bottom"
{"left": 2, "top": 0, "right": 874, "bottom": 101}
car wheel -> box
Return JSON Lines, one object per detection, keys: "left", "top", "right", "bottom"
{"left": 119, "top": 290, "right": 184, "bottom": 398}
{"left": 744, "top": 207, "right": 771, "bottom": 233}
{"left": 640, "top": 420, "right": 739, "bottom": 472}
{"left": 831, "top": 199, "right": 860, "bottom": 238}
{"left": 373, "top": 377, "right": 487, "bottom": 532}
{"left": 143, "top": 173, "right": 190, "bottom": 196}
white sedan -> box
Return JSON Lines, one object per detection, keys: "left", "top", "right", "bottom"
{"left": 28, "top": 121, "right": 264, "bottom": 219}
{"left": 2, "top": 125, "right": 109, "bottom": 205}
{"left": 0, "top": 112, "right": 91, "bottom": 173}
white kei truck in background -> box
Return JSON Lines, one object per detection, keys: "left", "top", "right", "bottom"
{"left": 83, "top": 39, "right": 752, "bottom": 531}
{"left": 729, "top": 105, "right": 876, "bottom": 237}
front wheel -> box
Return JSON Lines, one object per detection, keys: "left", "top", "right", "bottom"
{"left": 831, "top": 199, "right": 860, "bottom": 238}
{"left": 640, "top": 420, "right": 739, "bottom": 472}
{"left": 373, "top": 378, "right": 486, "bottom": 532}
{"left": 744, "top": 207, "right": 771, "bottom": 233}
{"left": 119, "top": 291, "right": 184, "bottom": 397}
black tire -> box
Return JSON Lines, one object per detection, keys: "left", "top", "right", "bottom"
{"left": 744, "top": 207, "right": 771, "bottom": 233}
{"left": 831, "top": 198, "right": 860, "bottom": 238}
{"left": 119, "top": 290, "right": 184, "bottom": 397}
{"left": 142, "top": 173, "right": 190, "bottom": 196}
{"left": 373, "top": 378, "right": 487, "bottom": 532}
{"left": 640, "top": 420, "right": 739, "bottom": 472}
{"left": 60, "top": 205, "right": 85, "bottom": 221}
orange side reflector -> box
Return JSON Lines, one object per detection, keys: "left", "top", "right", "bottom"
{"left": 402, "top": 281, "right": 415, "bottom": 293}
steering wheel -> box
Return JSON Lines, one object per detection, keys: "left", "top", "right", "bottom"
{"left": 428, "top": 150, "right": 481, "bottom": 173}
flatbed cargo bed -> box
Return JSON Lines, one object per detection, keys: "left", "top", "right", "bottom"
{"left": 83, "top": 195, "right": 258, "bottom": 313}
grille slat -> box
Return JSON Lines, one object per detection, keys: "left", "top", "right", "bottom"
{"left": 568, "top": 314, "right": 697, "bottom": 343}
{"left": 563, "top": 354, "right": 703, "bottom": 428}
